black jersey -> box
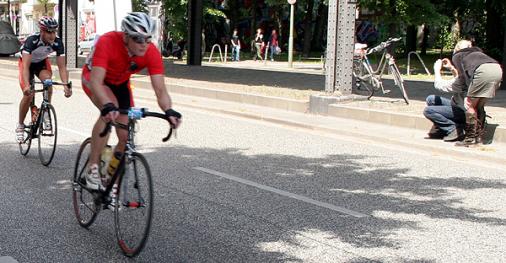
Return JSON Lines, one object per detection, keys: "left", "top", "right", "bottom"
{"left": 20, "top": 33, "right": 65, "bottom": 63}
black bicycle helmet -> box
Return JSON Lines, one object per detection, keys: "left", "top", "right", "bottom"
{"left": 39, "top": 16, "right": 58, "bottom": 32}
{"left": 121, "top": 12, "right": 155, "bottom": 38}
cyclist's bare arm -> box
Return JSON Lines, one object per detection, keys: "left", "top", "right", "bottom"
{"left": 88, "top": 66, "right": 119, "bottom": 122}
{"left": 21, "top": 53, "right": 32, "bottom": 95}
{"left": 55, "top": 56, "right": 72, "bottom": 97}
{"left": 88, "top": 66, "right": 110, "bottom": 105}
{"left": 150, "top": 74, "right": 181, "bottom": 128}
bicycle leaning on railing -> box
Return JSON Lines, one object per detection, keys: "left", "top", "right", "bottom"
{"left": 72, "top": 107, "right": 173, "bottom": 257}
{"left": 352, "top": 37, "right": 409, "bottom": 104}
{"left": 18, "top": 79, "right": 72, "bottom": 166}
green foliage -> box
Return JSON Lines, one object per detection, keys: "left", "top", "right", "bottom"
{"left": 132, "top": 0, "right": 148, "bottom": 12}
{"left": 433, "top": 25, "right": 454, "bottom": 51}
{"left": 162, "top": 0, "right": 188, "bottom": 40}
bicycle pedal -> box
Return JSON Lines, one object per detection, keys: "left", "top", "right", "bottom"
{"left": 383, "top": 89, "right": 391, "bottom": 94}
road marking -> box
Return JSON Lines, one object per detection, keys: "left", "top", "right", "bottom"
{"left": 59, "top": 127, "right": 89, "bottom": 138}
{"left": 193, "top": 167, "right": 368, "bottom": 218}
{"left": 0, "top": 256, "right": 19, "bottom": 263}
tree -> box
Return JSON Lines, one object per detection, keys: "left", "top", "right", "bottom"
{"left": 38, "top": 0, "right": 50, "bottom": 15}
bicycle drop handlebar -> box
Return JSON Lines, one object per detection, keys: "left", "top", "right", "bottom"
{"left": 366, "top": 37, "right": 402, "bottom": 55}
{"left": 99, "top": 108, "right": 174, "bottom": 142}
{"left": 32, "top": 79, "right": 72, "bottom": 93}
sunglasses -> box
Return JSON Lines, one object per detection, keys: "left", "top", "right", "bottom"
{"left": 130, "top": 35, "right": 152, "bottom": 44}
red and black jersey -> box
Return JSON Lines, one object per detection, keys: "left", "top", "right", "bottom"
{"left": 86, "top": 31, "right": 164, "bottom": 85}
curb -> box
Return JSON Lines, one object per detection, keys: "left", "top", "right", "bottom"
{"left": 174, "top": 99, "right": 506, "bottom": 166}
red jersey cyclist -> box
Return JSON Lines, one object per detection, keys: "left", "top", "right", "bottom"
{"left": 81, "top": 12, "right": 182, "bottom": 190}
{"left": 16, "top": 16, "right": 72, "bottom": 143}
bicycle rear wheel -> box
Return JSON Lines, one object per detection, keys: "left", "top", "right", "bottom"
{"left": 115, "top": 152, "right": 153, "bottom": 257}
{"left": 38, "top": 104, "right": 57, "bottom": 166}
{"left": 353, "top": 60, "right": 375, "bottom": 99}
{"left": 72, "top": 138, "right": 99, "bottom": 228}
{"left": 390, "top": 64, "right": 409, "bottom": 104}
{"left": 19, "top": 125, "right": 33, "bottom": 156}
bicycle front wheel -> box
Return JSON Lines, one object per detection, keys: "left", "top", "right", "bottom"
{"left": 353, "top": 60, "right": 375, "bottom": 99}
{"left": 115, "top": 152, "right": 153, "bottom": 257}
{"left": 19, "top": 125, "right": 33, "bottom": 156}
{"left": 38, "top": 104, "right": 58, "bottom": 166}
{"left": 72, "top": 138, "right": 99, "bottom": 228}
{"left": 390, "top": 64, "right": 409, "bottom": 104}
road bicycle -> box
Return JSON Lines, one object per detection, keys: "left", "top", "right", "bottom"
{"left": 352, "top": 37, "right": 409, "bottom": 104}
{"left": 18, "top": 79, "right": 71, "bottom": 166}
{"left": 72, "top": 107, "right": 173, "bottom": 257}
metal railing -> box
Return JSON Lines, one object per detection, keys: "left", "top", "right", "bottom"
{"left": 208, "top": 44, "right": 223, "bottom": 63}
{"left": 406, "top": 51, "right": 431, "bottom": 76}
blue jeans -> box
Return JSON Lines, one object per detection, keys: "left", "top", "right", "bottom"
{"left": 231, "top": 46, "right": 240, "bottom": 61}
{"left": 270, "top": 45, "right": 277, "bottom": 60}
{"left": 423, "top": 95, "right": 465, "bottom": 135}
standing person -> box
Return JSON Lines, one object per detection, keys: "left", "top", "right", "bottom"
{"left": 253, "top": 28, "right": 263, "bottom": 61}
{"left": 269, "top": 29, "right": 279, "bottom": 62}
{"left": 81, "top": 12, "right": 182, "bottom": 191}
{"left": 451, "top": 40, "right": 503, "bottom": 146}
{"left": 423, "top": 58, "right": 466, "bottom": 141}
{"left": 16, "top": 16, "right": 72, "bottom": 143}
{"left": 230, "top": 29, "right": 241, "bottom": 61}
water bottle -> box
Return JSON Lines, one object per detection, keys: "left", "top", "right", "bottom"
{"left": 128, "top": 107, "right": 144, "bottom": 120}
{"left": 30, "top": 105, "right": 39, "bottom": 124}
{"left": 100, "top": 145, "right": 113, "bottom": 177}
{"left": 107, "top": 151, "right": 123, "bottom": 178}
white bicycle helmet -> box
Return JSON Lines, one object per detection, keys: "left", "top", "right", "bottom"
{"left": 121, "top": 12, "right": 155, "bottom": 38}
{"left": 39, "top": 16, "right": 58, "bottom": 32}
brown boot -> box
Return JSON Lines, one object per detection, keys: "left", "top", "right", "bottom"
{"left": 476, "top": 106, "right": 487, "bottom": 143}
{"left": 455, "top": 112, "right": 479, "bottom": 147}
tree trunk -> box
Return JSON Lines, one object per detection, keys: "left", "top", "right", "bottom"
{"left": 277, "top": 8, "right": 283, "bottom": 47}
{"left": 387, "top": 0, "right": 398, "bottom": 53}
{"left": 502, "top": 23, "right": 506, "bottom": 90}
{"left": 302, "top": 0, "right": 314, "bottom": 57}
{"left": 421, "top": 25, "right": 429, "bottom": 55}
{"left": 405, "top": 25, "right": 417, "bottom": 54}
{"left": 486, "top": 0, "right": 502, "bottom": 52}
{"left": 311, "top": 1, "right": 326, "bottom": 51}
{"left": 250, "top": 0, "right": 257, "bottom": 44}
{"left": 230, "top": 0, "right": 239, "bottom": 31}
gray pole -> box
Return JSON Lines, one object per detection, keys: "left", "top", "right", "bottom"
{"left": 288, "top": 2, "right": 295, "bottom": 68}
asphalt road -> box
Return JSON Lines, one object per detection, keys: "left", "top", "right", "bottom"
{"left": 0, "top": 73, "right": 505, "bottom": 262}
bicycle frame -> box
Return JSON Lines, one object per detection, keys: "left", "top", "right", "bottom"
{"left": 27, "top": 81, "right": 51, "bottom": 134}
{"left": 95, "top": 109, "right": 171, "bottom": 201}
{"left": 353, "top": 37, "right": 407, "bottom": 103}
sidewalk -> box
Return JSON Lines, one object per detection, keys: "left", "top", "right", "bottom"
{"left": 1, "top": 57, "right": 505, "bottom": 164}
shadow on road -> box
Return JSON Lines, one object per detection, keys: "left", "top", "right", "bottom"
{"left": 3, "top": 139, "right": 503, "bottom": 262}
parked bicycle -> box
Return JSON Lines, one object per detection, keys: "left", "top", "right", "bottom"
{"left": 72, "top": 107, "right": 173, "bottom": 257}
{"left": 352, "top": 37, "right": 409, "bottom": 104}
{"left": 18, "top": 79, "right": 71, "bottom": 166}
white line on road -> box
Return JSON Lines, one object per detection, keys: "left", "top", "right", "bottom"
{"left": 193, "top": 167, "right": 368, "bottom": 218}
{"left": 59, "top": 127, "right": 89, "bottom": 138}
